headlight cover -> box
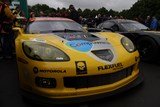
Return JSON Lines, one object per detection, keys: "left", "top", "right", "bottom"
{"left": 121, "top": 37, "right": 135, "bottom": 52}
{"left": 22, "top": 41, "right": 70, "bottom": 61}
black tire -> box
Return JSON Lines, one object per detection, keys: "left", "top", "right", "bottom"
{"left": 136, "top": 36, "right": 158, "bottom": 62}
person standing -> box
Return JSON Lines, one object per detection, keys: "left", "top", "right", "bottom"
{"left": 95, "top": 14, "right": 103, "bottom": 26}
{"left": 29, "top": 12, "right": 35, "bottom": 22}
{"left": 150, "top": 16, "right": 158, "bottom": 31}
{"left": 144, "top": 16, "right": 151, "bottom": 28}
{"left": 68, "top": 4, "right": 80, "bottom": 23}
{"left": 0, "top": 0, "right": 16, "bottom": 59}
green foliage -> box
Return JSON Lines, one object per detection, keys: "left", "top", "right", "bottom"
{"left": 29, "top": 0, "right": 160, "bottom": 19}
{"left": 29, "top": 4, "right": 118, "bottom": 18}
{"left": 120, "top": 0, "right": 160, "bottom": 19}
{"left": 97, "top": 7, "right": 108, "bottom": 15}
{"left": 82, "top": 9, "right": 92, "bottom": 18}
{"left": 77, "top": 8, "right": 82, "bottom": 16}
{"left": 91, "top": 9, "right": 98, "bottom": 18}
{"left": 30, "top": 4, "right": 56, "bottom": 16}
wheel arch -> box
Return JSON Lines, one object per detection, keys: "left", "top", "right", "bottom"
{"left": 135, "top": 35, "right": 159, "bottom": 61}
{"left": 135, "top": 34, "right": 159, "bottom": 46}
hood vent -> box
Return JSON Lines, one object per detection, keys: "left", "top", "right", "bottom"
{"left": 91, "top": 49, "right": 114, "bottom": 62}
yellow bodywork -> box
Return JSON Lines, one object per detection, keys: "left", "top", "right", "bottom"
{"left": 15, "top": 28, "right": 140, "bottom": 99}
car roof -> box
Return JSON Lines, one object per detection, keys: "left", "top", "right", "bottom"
{"left": 107, "top": 19, "right": 136, "bottom": 23}
{"left": 33, "top": 17, "right": 74, "bottom": 22}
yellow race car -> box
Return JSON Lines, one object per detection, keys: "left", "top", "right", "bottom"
{"left": 14, "top": 17, "right": 143, "bottom": 104}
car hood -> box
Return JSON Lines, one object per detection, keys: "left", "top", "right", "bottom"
{"left": 22, "top": 32, "right": 124, "bottom": 63}
{"left": 131, "top": 30, "right": 160, "bottom": 36}
{"left": 25, "top": 32, "right": 121, "bottom": 51}
{"left": 143, "top": 31, "right": 160, "bottom": 35}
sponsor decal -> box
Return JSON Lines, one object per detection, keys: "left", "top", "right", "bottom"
{"left": 66, "top": 40, "right": 109, "bottom": 52}
{"left": 33, "top": 67, "right": 66, "bottom": 74}
{"left": 83, "top": 35, "right": 87, "bottom": 38}
{"left": 63, "top": 34, "right": 77, "bottom": 39}
{"left": 98, "top": 63, "right": 123, "bottom": 71}
{"left": 75, "top": 61, "right": 87, "bottom": 75}
{"left": 63, "top": 34, "right": 87, "bottom": 40}
{"left": 39, "top": 70, "right": 66, "bottom": 73}
{"left": 76, "top": 35, "right": 82, "bottom": 38}
{"left": 66, "top": 40, "right": 93, "bottom": 52}
{"left": 56, "top": 57, "right": 64, "bottom": 60}
{"left": 93, "top": 41, "right": 108, "bottom": 45}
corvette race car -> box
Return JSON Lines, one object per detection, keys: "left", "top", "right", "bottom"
{"left": 14, "top": 17, "right": 142, "bottom": 104}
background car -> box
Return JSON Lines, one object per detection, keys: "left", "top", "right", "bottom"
{"left": 14, "top": 17, "right": 142, "bottom": 104}
{"left": 97, "top": 19, "right": 160, "bottom": 62}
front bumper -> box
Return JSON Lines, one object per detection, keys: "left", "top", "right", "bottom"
{"left": 21, "top": 71, "right": 143, "bottom": 104}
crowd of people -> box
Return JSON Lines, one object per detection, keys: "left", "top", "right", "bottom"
{"left": 29, "top": 5, "right": 160, "bottom": 30}
{"left": 0, "top": 1, "right": 160, "bottom": 60}
{"left": 134, "top": 15, "right": 159, "bottom": 31}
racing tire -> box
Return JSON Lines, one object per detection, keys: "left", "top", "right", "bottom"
{"left": 136, "top": 36, "right": 158, "bottom": 62}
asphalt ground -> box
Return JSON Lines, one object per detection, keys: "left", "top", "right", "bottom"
{"left": 0, "top": 58, "right": 160, "bottom": 107}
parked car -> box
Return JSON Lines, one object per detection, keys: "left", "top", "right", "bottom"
{"left": 13, "top": 17, "right": 142, "bottom": 104}
{"left": 97, "top": 19, "right": 160, "bottom": 61}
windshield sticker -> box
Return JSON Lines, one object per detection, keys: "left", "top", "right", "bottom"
{"left": 66, "top": 40, "right": 93, "bottom": 52}
{"left": 63, "top": 34, "right": 78, "bottom": 40}
{"left": 63, "top": 34, "right": 85, "bottom": 40}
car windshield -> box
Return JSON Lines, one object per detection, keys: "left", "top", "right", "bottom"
{"left": 120, "top": 21, "right": 149, "bottom": 31}
{"left": 27, "top": 20, "right": 84, "bottom": 34}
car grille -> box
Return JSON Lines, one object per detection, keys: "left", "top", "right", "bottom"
{"left": 64, "top": 65, "right": 133, "bottom": 89}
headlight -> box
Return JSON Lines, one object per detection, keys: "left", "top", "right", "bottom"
{"left": 22, "top": 41, "right": 70, "bottom": 61}
{"left": 121, "top": 37, "right": 135, "bottom": 52}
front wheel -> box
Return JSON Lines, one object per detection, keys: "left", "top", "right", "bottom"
{"left": 136, "top": 36, "right": 158, "bottom": 62}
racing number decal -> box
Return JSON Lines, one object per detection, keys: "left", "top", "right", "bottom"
{"left": 75, "top": 61, "right": 87, "bottom": 75}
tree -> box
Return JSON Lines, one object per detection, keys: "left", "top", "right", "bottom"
{"left": 82, "top": 9, "right": 92, "bottom": 18}
{"left": 91, "top": 9, "right": 98, "bottom": 18}
{"left": 29, "top": 0, "right": 160, "bottom": 20}
{"left": 77, "top": 8, "right": 82, "bottom": 16}
{"left": 108, "top": 9, "right": 118, "bottom": 17}
{"left": 97, "top": 7, "right": 108, "bottom": 15}
{"left": 119, "top": 0, "right": 160, "bottom": 19}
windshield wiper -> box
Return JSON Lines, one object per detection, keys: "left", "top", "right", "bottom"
{"left": 52, "top": 29, "right": 83, "bottom": 32}
{"left": 40, "top": 30, "right": 68, "bottom": 33}
{"left": 40, "top": 29, "right": 83, "bottom": 33}
{"left": 63, "top": 29, "right": 83, "bottom": 32}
